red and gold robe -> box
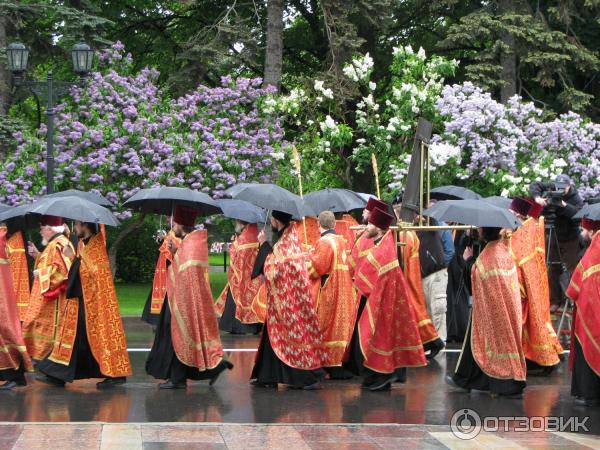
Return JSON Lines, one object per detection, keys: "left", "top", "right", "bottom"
{"left": 294, "top": 217, "right": 320, "bottom": 250}
{"left": 353, "top": 231, "right": 426, "bottom": 373}
{"left": 47, "top": 233, "right": 132, "bottom": 377}
{"left": 470, "top": 239, "right": 526, "bottom": 381}
{"left": 0, "top": 228, "right": 33, "bottom": 373}
{"left": 168, "top": 229, "right": 223, "bottom": 370}
{"left": 308, "top": 233, "right": 357, "bottom": 367}
{"left": 264, "top": 226, "right": 325, "bottom": 369}
{"left": 215, "top": 224, "right": 262, "bottom": 324}
{"left": 23, "top": 234, "right": 74, "bottom": 360}
{"left": 566, "top": 233, "right": 600, "bottom": 375}
{"left": 398, "top": 230, "right": 440, "bottom": 345}
{"left": 349, "top": 231, "right": 373, "bottom": 281}
{"left": 150, "top": 230, "right": 181, "bottom": 315}
{"left": 334, "top": 220, "right": 354, "bottom": 251}
{"left": 510, "top": 218, "right": 562, "bottom": 367}
{"left": 6, "top": 231, "right": 30, "bottom": 320}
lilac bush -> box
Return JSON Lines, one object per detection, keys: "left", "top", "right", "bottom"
{"left": 0, "top": 42, "right": 284, "bottom": 213}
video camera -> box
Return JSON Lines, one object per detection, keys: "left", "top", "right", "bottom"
{"left": 543, "top": 190, "right": 565, "bottom": 208}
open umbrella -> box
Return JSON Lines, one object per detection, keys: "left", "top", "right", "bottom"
{"left": 0, "top": 203, "right": 10, "bottom": 214}
{"left": 45, "top": 189, "right": 113, "bottom": 207}
{"left": 484, "top": 196, "right": 512, "bottom": 209}
{"left": 0, "top": 203, "right": 39, "bottom": 228}
{"left": 575, "top": 203, "right": 600, "bottom": 220}
{"left": 216, "top": 199, "right": 266, "bottom": 224}
{"left": 304, "top": 188, "right": 366, "bottom": 214}
{"left": 355, "top": 192, "right": 377, "bottom": 203}
{"left": 122, "top": 187, "right": 221, "bottom": 216}
{"left": 227, "top": 183, "right": 315, "bottom": 218}
{"left": 28, "top": 196, "right": 120, "bottom": 226}
{"left": 424, "top": 199, "right": 521, "bottom": 230}
{"left": 430, "top": 185, "right": 482, "bottom": 201}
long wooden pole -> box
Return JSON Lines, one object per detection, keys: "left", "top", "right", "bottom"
{"left": 371, "top": 153, "right": 381, "bottom": 199}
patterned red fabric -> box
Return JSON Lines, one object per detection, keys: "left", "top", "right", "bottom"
{"left": 349, "top": 231, "right": 374, "bottom": 282}
{"left": 510, "top": 218, "right": 562, "bottom": 367}
{"left": 0, "top": 227, "right": 33, "bottom": 372}
{"left": 6, "top": 231, "right": 30, "bottom": 320}
{"left": 264, "top": 226, "right": 325, "bottom": 370}
{"left": 214, "top": 224, "right": 262, "bottom": 324}
{"left": 566, "top": 233, "right": 600, "bottom": 375}
{"left": 168, "top": 229, "right": 223, "bottom": 370}
{"left": 470, "top": 239, "right": 526, "bottom": 381}
{"left": 293, "top": 217, "right": 320, "bottom": 250}
{"left": 151, "top": 231, "right": 181, "bottom": 315}
{"left": 357, "top": 232, "right": 426, "bottom": 373}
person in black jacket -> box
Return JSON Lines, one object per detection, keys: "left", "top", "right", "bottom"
{"left": 529, "top": 174, "right": 583, "bottom": 305}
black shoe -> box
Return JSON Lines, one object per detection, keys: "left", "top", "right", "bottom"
{"left": 0, "top": 380, "right": 26, "bottom": 390}
{"left": 36, "top": 374, "right": 65, "bottom": 387}
{"left": 426, "top": 340, "right": 445, "bottom": 360}
{"left": 209, "top": 360, "right": 234, "bottom": 386}
{"left": 361, "top": 374, "right": 377, "bottom": 388}
{"left": 250, "top": 379, "right": 278, "bottom": 388}
{"left": 159, "top": 380, "right": 187, "bottom": 390}
{"left": 302, "top": 381, "right": 323, "bottom": 391}
{"left": 575, "top": 397, "right": 600, "bottom": 407}
{"left": 97, "top": 377, "right": 126, "bottom": 389}
{"left": 445, "top": 375, "right": 470, "bottom": 392}
{"left": 368, "top": 374, "right": 397, "bottom": 392}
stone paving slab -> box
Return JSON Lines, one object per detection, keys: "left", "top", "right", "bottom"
{"left": 0, "top": 423, "right": 599, "bottom": 450}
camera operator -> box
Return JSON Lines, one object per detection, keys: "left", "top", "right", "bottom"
{"left": 529, "top": 174, "right": 583, "bottom": 306}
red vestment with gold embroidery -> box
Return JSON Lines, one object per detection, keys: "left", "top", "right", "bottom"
{"left": 151, "top": 230, "right": 181, "bottom": 315}
{"left": 6, "top": 231, "right": 30, "bottom": 321}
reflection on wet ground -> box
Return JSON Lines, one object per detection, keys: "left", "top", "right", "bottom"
{"left": 2, "top": 319, "right": 599, "bottom": 436}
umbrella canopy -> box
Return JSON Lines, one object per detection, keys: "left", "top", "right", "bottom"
{"left": 216, "top": 199, "right": 266, "bottom": 224}
{"left": 0, "top": 203, "right": 39, "bottom": 228}
{"left": 575, "top": 203, "right": 600, "bottom": 220}
{"left": 28, "top": 196, "right": 121, "bottom": 226}
{"left": 355, "top": 192, "right": 377, "bottom": 203}
{"left": 0, "top": 203, "right": 10, "bottom": 214}
{"left": 423, "top": 199, "right": 521, "bottom": 230}
{"left": 304, "top": 188, "right": 366, "bottom": 214}
{"left": 483, "top": 196, "right": 512, "bottom": 209}
{"left": 122, "top": 187, "right": 221, "bottom": 216}
{"left": 45, "top": 189, "right": 114, "bottom": 207}
{"left": 227, "top": 183, "right": 315, "bottom": 218}
{"left": 430, "top": 185, "right": 482, "bottom": 201}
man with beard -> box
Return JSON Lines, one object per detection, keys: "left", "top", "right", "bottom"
{"left": 215, "top": 219, "right": 263, "bottom": 334}
{"left": 250, "top": 210, "right": 326, "bottom": 390}
{"left": 146, "top": 206, "right": 233, "bottom": 389}
{"left": 142, "top": 217, "right": 181, "bottom": 328}
{"left": 566, "top": 217, "right": 600, "bottom": 407}
{"left": 0, "top": 224, "right": 33, "bottom": 390}
{"left": 36, "top": 221, "right": 132, "bottom": 388}
{"left": 23, "top": 216, "right": 75, "bottom": 362}
{"left": 509, "top": 197, "right": 563, "bottom": 375}
{"left": 307, "top": 211, "right": 357, "bottom": 377}
{"left": 447, "top": 227, "right": 526, "bottom": 399}
{"left": 345, "top": 207, "right": 426, "bottom": 391}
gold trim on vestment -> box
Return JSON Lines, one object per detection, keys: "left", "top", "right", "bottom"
{"left": 582, "top": 264, "right": 600, "bottom": 281}
{"left": 178, "top": 259, "right": 209, "bottom": 272}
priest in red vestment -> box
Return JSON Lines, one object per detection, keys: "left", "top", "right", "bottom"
{"left": 36, "top": 221, "right": 132, "bottom": 388}
{"left": 6, "top": 229, "right": 30, "bottom": 321}
{"left": 566, "top": 218, "right": 600, "bottom": 407}
{"left": 250, "top": 210, "right": 326, "bottom": 390}
{"left": 349, "top": 197, "right": 388, "bottom": 279}
{"left": 142, "top": 220, "right": 181, "bottom": 327}
{"left": 0, "top": 225, "right": 33, "bottom": 390}
{"left": 448, "top": 227, "right": 526, "bottom": 398}
{"left": 215, "top": 220, "right": 263, "bottom": 334}
{"left": 308, "top": 211, "right": 357, "bottom": 376}
{"left": 146, "top": 206, "right": 233, "bottom": 389}
{"left": 509, "top": 197, "right": 563, "bottom": 375}
{"left": 345, "top": 207, "right": 426, "bottom": 391}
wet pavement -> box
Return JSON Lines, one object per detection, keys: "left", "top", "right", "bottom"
{"left": 2, "top": 318, "right": 600, "bottom": 448}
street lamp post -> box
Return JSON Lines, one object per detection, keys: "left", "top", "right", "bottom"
{"left": 6, "top": 41, "right": 94, "bottom": 194}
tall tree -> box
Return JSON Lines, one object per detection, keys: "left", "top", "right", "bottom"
{"left": 263, "top": 0, "right": 284, "bottom": 90}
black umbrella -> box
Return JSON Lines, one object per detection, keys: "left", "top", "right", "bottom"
{"left": 122, "top": 187, "right": 221, "bottom": 216}
{"left": 430, "top": 185, "right": 482, "bottom": 201}
{"left": 424, "top": 199, "right": 521, "bottom": 229}
{"left": 483, "top": 196, "right": 512, "bottom": 209}
{"left": 28, "top": 196, "right": 121, "bottom": 226}
{"left": 0, "top": 203, "right": 39, "bottom": 228}
{"left": 227, "top": 183, "right": 315, "bottom": 218}
{"left": 304, "top": 188, "right": 366, "bottom": 214}
{"left": 45, "top": 189, "right": 113, "bottom": 207}
{"left": 575, "top": 203, "right": 600, "bottom": 220}
{"left": 216, "top": 199, "right": 266, "bottom": 224}
{"left": 0, "top": 203, "right": 10, "bottom": 214}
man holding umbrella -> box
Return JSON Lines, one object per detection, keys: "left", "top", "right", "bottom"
{"left": 146, "top": 205, "right": 233, "bottom": 389}
{"left": 36, "top": 221, "right": 132, "bottom": 389}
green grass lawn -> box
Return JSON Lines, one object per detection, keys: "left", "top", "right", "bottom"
{"left": 209, "top": 253, "right": 229, "bottom": 267}
{"left": 115, "top": 272, "right": 229, "bottom": 316}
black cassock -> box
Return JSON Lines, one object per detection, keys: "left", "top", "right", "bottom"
{"left": 219, "top": 288, "right": 261, "bottom": 335}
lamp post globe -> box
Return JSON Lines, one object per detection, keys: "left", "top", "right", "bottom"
{"left": 6, "top": 42, "right": 29, "bottom": 74}
{"left": 71, "top": 40, "right": 94, "bottom": 75}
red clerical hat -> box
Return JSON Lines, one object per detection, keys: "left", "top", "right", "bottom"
{"left": 365, "top": 197, "right": 388, "bottom": 212}
{"left": 528, "top": 201, "right": 543, "bottom": 219}
{"left": 582, "top": 217, "right": 600, "bottom": 232}
{"left": 40, "top": 215, "right": 63, "bottom": 227}
{"left": 368, "top": 207, "right": 393, "bottom": 231}
{"left": 173, "top": 205, "right": 198, "bottom": 227}
{"left": 510, "top": 197, "right": 533, "bottom": 217}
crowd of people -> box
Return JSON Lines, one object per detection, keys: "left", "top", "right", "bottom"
{"left": 1, "top": 175, "right": 599, "bottom": 408}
